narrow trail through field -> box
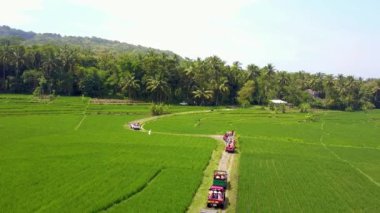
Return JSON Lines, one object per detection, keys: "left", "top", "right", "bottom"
{"left": 75, "top": 99, "right": 90, "bottom": 130}
{"left": 319, "top": 119, "right": 380, "bottom": 188}
{"left": 125, "top": 110, "right": 237, "bottom": 213}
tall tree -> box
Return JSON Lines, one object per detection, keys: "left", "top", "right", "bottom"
{"left": 0, "top": 40, "right": 11, "bottom": 90}
{"left": 192, "top": 87, "right": 213, "bottom": 105}
{"left": 12, "top": 46, "right": 25, "bottom": 79}
{"left": 120, "top": 72, "right": 140, "bottom": 99}
{"left": 146, "top": 74, "right": 169, "bottom": 103}
{"left": 247, "top": 64, "right": 260, "bottom": 80}
{"left": 277, "top": 71, "right": 290, "bottom": 99}
{"left": 212, "top": 77, "right": 229, "bottom": 105}
{"left": 237, "top": 80, "right": 255, "bottom": 106}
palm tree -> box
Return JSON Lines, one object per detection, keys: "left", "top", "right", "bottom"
{"left": 295, "top": 71, "right": 308, "bottom": 90}
{"left": 336, "top": 74, "right": 346, "bottom": 94}
{"left": 343, "top": 76, "right": 361, "bottom": 109}
{"left": 1, "top": 40, "right": 11, "bottom": 90}
{"left": 121, "top": 73, "right": 140, "bottom": 99}
{"left": 41, "top": 49, "right": 58, "bottom": 94}
{"left": 42, "top": 50, "right": 56, "bottom": 79}
{"left": 307, "top": 73, "right": 324, "bottom": 95}
{"left": 257, "top": 64, "right": 276, "bottom": 103}
{"left": 265, "top": 63, "right": 276, "bottom": 77}
{"left": 212, "top": 77, "right": 229, "bottom": 105}
{"left": 277, "top": 71, "right": 289, "bottom": 99}
{"left": 247, "top": 64, "right": 260, "bottom": 80}
{"left": 183, "top": 65, "right": 196, "bottom": 101}
{"left": 146, "top": 74, "right": 169, "bottom": 103}
{"left": 192, "top": 88, "right": 213, "bottom": 105}
{"left": 205, "top": 56, "right": 225, "bottom": 77}
{"left": 58, "top": 46, "right": 77, "bottom": 76}
{"left": 374, "top": 80, "right": 380, "bottom": 108}
{"left": 278, "top": 71, "right": 289, "bottom": 87}
{"left": 323, "top": 75, "right": 335, "bottom": 96}
{"left": 12, "top": 46, "right": 25, "bottom": 79}
{"left": 322, "top": 75, "right": 339, "bottom": 108}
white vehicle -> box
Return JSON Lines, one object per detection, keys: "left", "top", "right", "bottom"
{"left": 179, "top": 101, "right": 188, "bottom": 106}
{"left": 130, "top": 123, "right": 141, "bottom": 130}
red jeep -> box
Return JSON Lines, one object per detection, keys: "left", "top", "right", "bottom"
{"left": 225, "top": 141, "right": 235, "bottom": 153}
{"left": 207, "top": 185, "right": 226, "bottom": 209}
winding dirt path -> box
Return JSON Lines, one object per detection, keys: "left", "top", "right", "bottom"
{"left": 211, "top": 135, "right": 231, "bottom": 171}
{"left": 207, "top": 135, "right": 236, "bottom": 213}
{"left": 126, "top": 110, "right": 237, "bottom": 212}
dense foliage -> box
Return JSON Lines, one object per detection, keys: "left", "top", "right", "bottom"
{"left": 1, "top": 34, "right": 379, "bottom": 110}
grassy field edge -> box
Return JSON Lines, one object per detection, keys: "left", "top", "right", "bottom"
{"left": 187, "top": 139, "right": 224, "bottom": 213}
{"left": 226, "top": 147, "right": 240, "bottom": 213}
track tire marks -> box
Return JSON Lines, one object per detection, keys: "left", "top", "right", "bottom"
{"left": 95, "top": 169, "right": 162, "bottom": 212}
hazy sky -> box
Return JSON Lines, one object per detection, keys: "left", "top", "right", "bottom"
{"left": 1, "top": 0, "right": 379, "bottom": 78}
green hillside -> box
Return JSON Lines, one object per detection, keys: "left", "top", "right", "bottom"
{"left": 0, "top": 25, "right": 176, "bottom": 55}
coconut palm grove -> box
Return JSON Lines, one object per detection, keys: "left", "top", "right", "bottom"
{"left": 1, "top": 26, "right": 379, "bottom": 110}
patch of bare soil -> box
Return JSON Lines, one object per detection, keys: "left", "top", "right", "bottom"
{"left": 90, "top": 98, "right": 144, "bottom": 105}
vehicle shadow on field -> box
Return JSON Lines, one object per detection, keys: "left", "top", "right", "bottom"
{"left": 224, "top": 181, "right": 233, "bottom": 209}
{"left": 227, "top": 182, "right": 232, "bottom": 190}
{"left": 224, "top": 197, "right": 230, "bottom": 209}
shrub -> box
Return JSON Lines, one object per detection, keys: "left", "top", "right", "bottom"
{"left": 310, "top": 98, "right": 324, "bottom": 109}
{"left": 269, "top": 103, "right": 286, "bottom": 113}
{"left": 151, "top": 104, "right": 169, "bottom": 116}
{"left": 48, "top": 90, "right": 57, "bottom": 101}
{"left": 279, "top": 103, "right": 286, "bottom": 113}
{"left": 239, "top": 100, "right": 250, "bottom": 108}
{"left": 361, "top": 102, "right": 375, "bottom": 111}
{"left": 299, "top": 103, "right": 311, "bottom": 113}
{"left": 345, "top": 106, "right": 354, "bottom": 112}
{"left": 304, "top": 113, "right": 319, "bottom": 122}
{"left": 33, "top": 86, "right": 41, "bottom": 97}
{"left": 268, "top": 102, "right": 275, "bottom": 111}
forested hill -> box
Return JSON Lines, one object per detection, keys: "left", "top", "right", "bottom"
{"left": 0, "top": 25, "right": 176, "bottom": 55}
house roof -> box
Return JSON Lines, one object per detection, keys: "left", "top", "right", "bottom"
{"left": 270, "top": 99, "right": 288, "bottom": 104}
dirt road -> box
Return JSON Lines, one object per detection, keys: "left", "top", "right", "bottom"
{"left": 127, "top": 111, "right": 237, "bottom": 213}
{"left": 207, "top": 135, "right": 236, "bottom": 213}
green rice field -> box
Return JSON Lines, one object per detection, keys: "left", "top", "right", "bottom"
{"left": 1, "top": 94, "right": 380, "bottom": 212}
{"left": 146, "top": 108, "right": 380, "bottom": 212}
{"left": 0, "top": 94, "right": 216, "bottom": 212}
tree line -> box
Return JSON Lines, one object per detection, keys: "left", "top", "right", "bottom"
{"left": 1, "top": 37, "right": 379, "bottom": 110}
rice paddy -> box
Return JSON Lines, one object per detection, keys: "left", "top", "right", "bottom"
{"left": 1, "top": 95, "right": 379, "bottom": 212}
{"left": 145, "top": 108, "right": 380, "bottom": 212}
{"left": 0, "top": 94, "right": 216, "bottom": 212}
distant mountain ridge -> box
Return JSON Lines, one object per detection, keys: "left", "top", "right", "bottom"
{"left": 0, "top": 25, "right": 177, "bottom": 55}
